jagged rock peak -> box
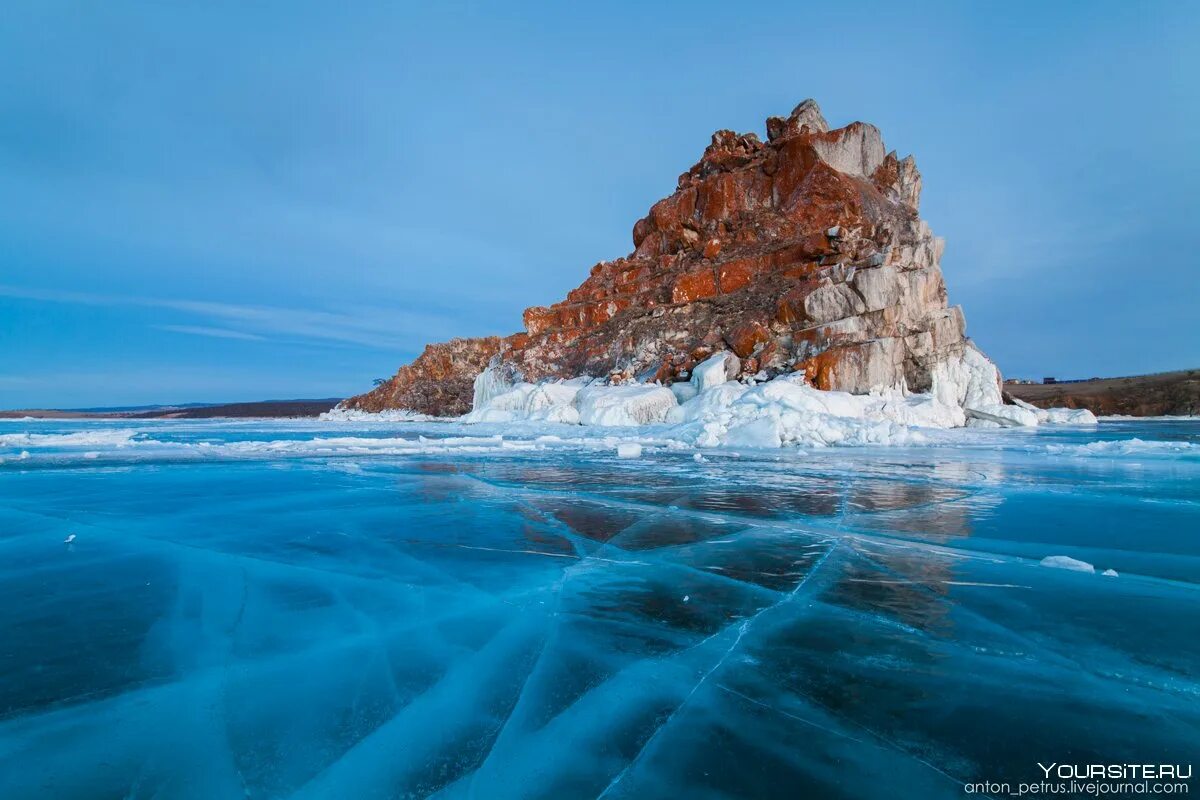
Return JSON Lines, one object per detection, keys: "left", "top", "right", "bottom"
{"left": 790, "top": 98, "right": 829, "bottom": 132}
{"left": 345, "top": 98, "right": 987, "bottom": 417}
{"left": 766, "top": 97, "right": 829, "bottom": 141}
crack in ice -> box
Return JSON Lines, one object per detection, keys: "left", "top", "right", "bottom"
{"left": 598, "top": 541, "right": 842, "bottom": 797}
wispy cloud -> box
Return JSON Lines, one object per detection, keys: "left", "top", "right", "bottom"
{"left": 154, "top": 324, "right": 266, "bottom": 341}
{"left": 0, "top": 284, "right": 465, "bottom": 351}
{"left": 157, "top": 298, "right": 449, "bottom": 349}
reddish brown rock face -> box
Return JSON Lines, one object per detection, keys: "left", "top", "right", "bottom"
{"left": 728, "top": 319, "right": 771, "bottom": 359}
{"left": 348, "top": 337, "right": 501, "bottom": 416}
{"left": 345, "top": 99, "right": 979, "bottom": 416}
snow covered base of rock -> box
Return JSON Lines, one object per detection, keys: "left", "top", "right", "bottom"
{"left": 456, "top": 347, "right": 1096, "bottom": 449}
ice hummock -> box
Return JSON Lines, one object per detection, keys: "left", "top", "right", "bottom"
{"left": 615, "top": 442, "right": 643, "bottom": 458}
{"left": 1040, "top": 555, "right": 1096, "bottom": 573}
{"left": 458, "top": 349, "right": 1096, "bottom": 449}
{"left": 0, "top": 429, "right": 142, "bottom": 448}
{"left": 320, "top": 408, "right": 437, "bottom": 423}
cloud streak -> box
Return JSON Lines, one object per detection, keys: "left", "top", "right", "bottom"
{"left": 0, "top": 284, "right": 468, "bottom": 351}
{"left": 154, "top": 324, "right": 267, "bottom": 341}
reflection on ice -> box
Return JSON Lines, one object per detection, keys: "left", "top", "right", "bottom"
{"left": 0, "top": 417, "right": 1198, "bottom": 798}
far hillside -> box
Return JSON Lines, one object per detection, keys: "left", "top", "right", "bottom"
{"left": 1006, "top": 369, "right": 1199, "bottom": 417}
{"left": 0, "top": 399, "right": 342, "bottom": 420}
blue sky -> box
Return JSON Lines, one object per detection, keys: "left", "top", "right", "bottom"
{"left": 2, "top": 0, "right": 1197, "bottom": 407}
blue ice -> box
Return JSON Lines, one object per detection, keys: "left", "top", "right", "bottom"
{"left": 0, "top": 417, "right": 1197, "bottom": 798}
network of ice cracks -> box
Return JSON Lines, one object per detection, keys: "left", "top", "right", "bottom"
{"left": 2, "top": 349, "right": 1197, "bottom": 798}
{"left": 1, "top": 411, "right": 1198, "bottom": 799}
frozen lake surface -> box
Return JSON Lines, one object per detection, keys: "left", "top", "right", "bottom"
{"left": 1, "top": 416, "right": 1198, "bottom": 798}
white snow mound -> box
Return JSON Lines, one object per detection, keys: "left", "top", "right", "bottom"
{"left": 1010, "top": 397, "right": 1098, "bottom": 425}
{"left": 456, "top": 348, "right": 1096, "bottom": 449}
{"left": 578, "top": 385, "right": 677, "bottom": 426}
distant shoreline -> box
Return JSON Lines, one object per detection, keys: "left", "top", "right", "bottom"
{"left": 0, "top": 399, "right": 343, "bottom": 420}
{"left": 4, "top": 367, "right": 1197, "bottom": 421}
{"left": 1006, "top": 368, "right": 1198, "bottom": 417}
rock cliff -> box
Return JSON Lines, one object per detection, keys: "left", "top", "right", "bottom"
{"left": 347, "top": 100, "right": 994, "bottom": 416}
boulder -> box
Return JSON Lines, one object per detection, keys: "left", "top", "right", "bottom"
{"left": 727, "top": 320, "right": 770, "bottom": 358}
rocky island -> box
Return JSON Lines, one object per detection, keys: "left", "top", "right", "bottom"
{"left": 344, "top": 100, "right": 1083, "bottom": 434}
